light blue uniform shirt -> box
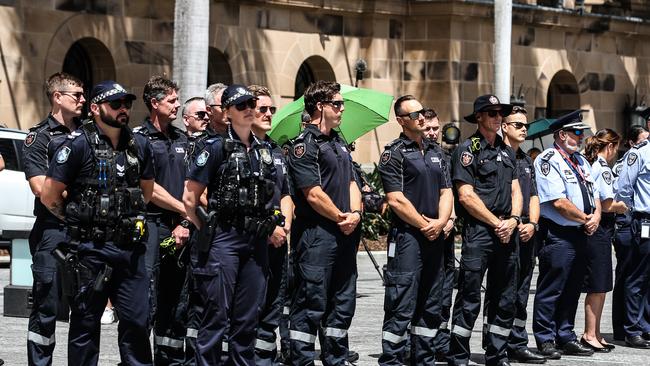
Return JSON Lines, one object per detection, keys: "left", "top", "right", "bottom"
{"left": 592, "top": 156, "right": 614, "bottom": 201}
{"left": 535, "top": 146, "right": 598, "bottom": 226}
{"left": 612, "top": 157, "right": 625, "bottom": 195}
{"left": 616, "top": 140, "right": 650, "bottom": 214}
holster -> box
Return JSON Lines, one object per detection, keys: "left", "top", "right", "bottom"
{"left": 196, "top": 206, "right": 218, "bottom": 254}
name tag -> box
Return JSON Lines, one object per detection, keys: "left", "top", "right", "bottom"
{"left": 563, "top": 169, "right": 577, "bottom": 183}
{"left": 175, "top": 147, "right": 185, "bottom": 154}
{"left": 642, "top": 221, "right": 650, "bottom": 239}
{"left": 274, "top": 158, "right": 283, "bottom": 165}
{"left": 388, "top": 242, "right": 396, "bottom": 258}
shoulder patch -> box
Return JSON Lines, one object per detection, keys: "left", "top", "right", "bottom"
{"left": 627, "top": 152, "right": 638, "bottom": 166}
{"left": 293, "top": 142, "right": 306, "bottom": 158}
{"left": 602, "top": 170, "right": 612, "bottom": 185}
{"left": 613, "top": 163, "right": 623, "bottom": 177}
{"left": 196, "top": 150, "right": 209, "bottom": 166}
{"left": 541, "top": 150, "right": 555, "bottom": 161}
{"left": 56, "top": 146, "right": 71, "bottom": 164}
{"left": 599, "top": 159, "right": 609, "bottom": 167}
{"left": 470, "top": 137, "right": 481, "bottom": 153}
{"left": 24, "top": 131, "right": 36, "bottom": 147}
{"left": 540, "top": 161, "right": 551, "bottom": 176}
{"left": 634, "top": 140, "right": 648, "bottom": 149}
{"left": 461, "top": 151, "right": 474, "bottom": 167}
{"left": 380, "top": 150, "right": 391, "bottom": 165}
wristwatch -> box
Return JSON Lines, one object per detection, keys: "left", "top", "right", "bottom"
{"left": 509, "top": 215, "right": 521, "bottom": 225}
{"left": 352, "top": 210, "right": 363, "bottom": 220}
{"left": 530, "top": 221, "right": 539, "bottom": 232}
{"left": 180, "top": 219, "right": 195, "bottom": 230}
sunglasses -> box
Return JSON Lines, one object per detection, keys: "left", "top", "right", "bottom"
{"left": 564, "top": 128, "right": 584, "bottom": 136}
{"left": 399, "top": 109, "right": 425, "bottom": 120}
{"left": 322, "top": 100, "right": 345, "bottom": 109}
{"left": 234, "top": 99, "right": 257, "bottom": 111}
{"left": 191, "top": 111, "right": 208, "bottom": 120}
{"left": 58, "top": 91, "right": 84, "bottom": 101}
{"left": 209, "top": 104, "right": 222, "bottom": 108}
{"left": 505, "top": 122, "right": 528, "bottom": 130}
{"left": 107, "top": 99, "right": 133, "bottom": 110}
{"left": 258, "top": 106, "right": 277, "bottom": 115}
{"left": 484, "top": 109, "right": 505, "bottom": 118}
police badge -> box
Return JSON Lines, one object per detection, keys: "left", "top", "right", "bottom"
{"left": 602, "top": 171, "right": 612, "bottom": 185}
{"left": 196, "top": 150, "right": 210, "bottom": 166}
{"left": 627, "top": 152, "right": 638, "bottom": 166}
{"left": 293, "top": 143, "right": 305, "bottom": 158}
{"left": 541, "top": 161, "right": 550, "bottom": 176}
{"left": 259, "top": 148, "right": 272, "bottom": 164}
{"left": 460, "top": 151, "right": 473, "bottom": 167}
{"left": 380, "top": 150, "right": 391, "bottom": 165}
{"left": 56, "top": 146, "right": 71, "bottom": 164}
{"left": 24, "top": 131, "right": 36, "bottom": 147}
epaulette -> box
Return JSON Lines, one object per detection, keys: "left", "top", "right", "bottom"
{"left": 28, "top": 119, "right": 49, "bottom": 132}
{"left": 540, "top": 150, "right": 555, "bottom": 161}
{"left": 133, "top": 126, "right": 147, "bottom": 135}
{"left": 633, "top": 140, "right": 648, "bottom": 149}
{"left": 598, "top": 159, "right": 609, "bottom": 167}
{"left": 191, "top": 130, "right": 205, "bottom": 138}
{"left": 384, "top": 139, "right": 403, "bottom": 150}
{"left": 205, "top": 136, "right": 222, "bottom": 145}
{"left": 67, "top": 130, "right": 83, "bottom": 140}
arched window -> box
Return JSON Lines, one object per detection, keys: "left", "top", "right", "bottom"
{"left": 207, "top": 47, "right": 233, "bottom": 86}
{"left": 546, "top": 70, "right": 580, "bottom": 118}
{"left": 294, "top": 56, "right": 336, "bottom": 100}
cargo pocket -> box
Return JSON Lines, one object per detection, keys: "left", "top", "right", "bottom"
{"left": 31, "top": 265, "right": 55, "bottom": 302}
{"left": 457, "top": 256, "right": 482, "bottom": 294}
{"left": 300, "top": 263, "right": 326, "bottom": 314}
{"left": 383, "top": 270, "right": 416, "bottom": 317}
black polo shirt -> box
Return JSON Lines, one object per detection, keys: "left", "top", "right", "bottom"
{"left": 452, "top": 131, "right": 517, "bottom": 217}
{"left": 23, "top": 114, "right": 80, "bottom": 223}
{"left": 515, "top": 148, "right": 537, "bottom": 218}
{"left": 288, "top": 124, "right": 354, "bottom": 222}
{"left": 379, "top": 133, "right": 451, "bottom": 223}
{"left": 47, "top": 123, "right": 154, "bottom": 188}
{"left": 134, "top": 118, "right": 188, "bottom": 217}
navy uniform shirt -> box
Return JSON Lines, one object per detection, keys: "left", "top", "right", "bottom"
{"left": 515, "top": 148, "right": 537, "bottom": 218}
{"left": 23, "top": 114, "right": 80, "bottom": 223}
{"left": 267, "top": 137, "right": 291, "bottom": 209}
{"left": 287, "top": 124, "right": 355, "bottom": 222}
{"left": 134, "top": 118, "right": 188, "bottom": 217}
{"left": 452, "top": 131, "right": 517, "bottom": 217}
{"left": 47, "top": 123, "right": 154, "bottom": 189}
{"left": 535, "top": 145, "right": 597, "bottom": 226}
{"left": 379, "top": 133, "right": 451, "bottom": 223}
{"left": 185, "top": 127, "right": 221, "bottom": 170}
{"left": 616, "top": 140, "right": 650, "bottom": 213}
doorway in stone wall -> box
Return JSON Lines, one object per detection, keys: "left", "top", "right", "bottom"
{"left": 207, "top": 47, "right": 233, "bottom": 86}
{"left": 294, "top": 56, "right": 336, "bottom": 100}
{"left": 62, "top": 38, "right": 115, "bottom": 118}
{"left": 546, "top": 70, "right": 580, "bottom": 118}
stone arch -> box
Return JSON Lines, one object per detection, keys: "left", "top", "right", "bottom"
{"left": 546, "top": 70, "right": 580, "bottom": 118}
{"left": 294, "top": 56, "right": 336, "bottom": 100}
{"left": 207, "top": 47, "right": 233, "bottom": 86}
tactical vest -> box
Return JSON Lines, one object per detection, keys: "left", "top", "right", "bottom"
{"left": 65, "top": 122, "right": 146, "bottom": 246}
{"left": 207, "top": 131, "right": 281, "bottom": 238}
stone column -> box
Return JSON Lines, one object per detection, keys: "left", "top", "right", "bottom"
{"left": 494, "top": 0, "right": 512, "bottom": 102}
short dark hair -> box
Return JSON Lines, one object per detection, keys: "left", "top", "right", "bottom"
{"left": 45, "top": 72, "right": 83, "bottom": 103}
{"left": 626, "top": 125, "right": 649, "bottom": 147}
{"left": 394, "top": 95, "right": 417, "bottom": 117}
{"left": 182, "top": 96, "right": 205, "bottom": 117}
{"left": 423, "top": 108, "right": 437, "bottom": 119}
{"left": 304, "top": 81, "right": 340, "bottom": 116}
{"left": 143, "top": 75, "right": 179, "bottom": 112}
{"left": 248, "top": 84, "right": 271, "bottom": 98}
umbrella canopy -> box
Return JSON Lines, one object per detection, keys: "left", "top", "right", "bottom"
{"left": 526, "top": 118, "right": 556, "bottom": 140}
{"left": 269, "top": 84, "right": 393, "bottom": 145}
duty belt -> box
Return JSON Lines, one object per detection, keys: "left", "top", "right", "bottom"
{"left": 633, "top": 212, "right": 650, "bottom": 220}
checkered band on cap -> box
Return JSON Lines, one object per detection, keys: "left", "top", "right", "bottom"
{"left": 91, "top": 83, "right": 128, "bottom": 104}
{"left": 223, "top": 86, "right": 253, "bottom": 106}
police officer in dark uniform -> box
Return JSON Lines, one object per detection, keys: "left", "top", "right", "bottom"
{"left": 616, "top": 129, "right": 650, "bottom": 348}
{"left": 134, "top": 76, "right": 191, "bottom": 363}
{"left": 532, "top": 110, "right": 598, "bottom": 358}
{"left": 248, "top": 84, "right": 294, "bottom": 366}
{"left": 287, "top": 81, "right": 362, "bottom": 366}
{"left": 23, "top": 72, "right": 84, "bottom": 366}
{"left": 498, "top": 107, "right": 546, "bottom": 364}
{"left": 612, "top": 126, "right": 649, "bottom": 342}
{"left": 183, "top": 85, "right": 281, "bottom": 365}
{"left": 448, "top": 94, "right": 522, "bottom": 366}
{"left": 41, "top": 81, "right": 154, "bottom": 365}
{"left": 378, "top": 96, "right": 453, "bottom": 365}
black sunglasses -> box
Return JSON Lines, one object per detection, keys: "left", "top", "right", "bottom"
{"left": 484, "top": 109, "right": 506, "bottom": 118}
{"left": 564, "top": 128, "right": 584, "bottom": 136}
{"left": 58, "top": 91, "right": 84, "bottom": 101}
{"left": 322, "top": 100, "right": 345, "bottom": 109}
{"left": 505, "top": 122, "right": 528, "bottom": 130}
{"left": 107, "top": 99, "right": 133, "bottom": 110}
{"left": 399, "top": 109, "right": 425, "bottom": 120}
{"left": 191, "top": 111, "right": 208, "bottom": 120}
{"left": 258, "top": 106, "right": 277, "bottom": 115}
{"left": 234, "top": 99, "right": 257, "bottom": 111}
{"left": 209, "top": 104, "right": 221, "bottom": 108}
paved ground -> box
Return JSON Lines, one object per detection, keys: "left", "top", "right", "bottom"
{"left": 1, "top": 251, "right": 649, "bottom": 365}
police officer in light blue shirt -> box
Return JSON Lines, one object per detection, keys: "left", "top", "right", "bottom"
{"left": 615, "top": 131, "right": 650, "bottom": 348}
{"left": 532, "top": 110, "right": 600, "bottom": 359}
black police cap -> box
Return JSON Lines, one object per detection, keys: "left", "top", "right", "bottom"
{"left": 548, "top": 110, "right": 590, "bottom": 133}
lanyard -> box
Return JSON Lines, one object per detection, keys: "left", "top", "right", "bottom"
{"left": 554, "top": 143, "right": 587, "bottom": 183}
{"left": 554, "top": 143, "right": 595, "bottom": 213}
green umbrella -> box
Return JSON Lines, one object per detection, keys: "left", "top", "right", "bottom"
{"left": 269, "top": 84, "right": 393, "bottom": 145}
{"left": 526, "top": 118, "right": 556, "bottom": 140}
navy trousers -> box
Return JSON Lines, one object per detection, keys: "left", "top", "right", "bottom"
{"left": 623, "top": 217, "right": 650, "bottom": 337}
{"left": 431, "top": 229, "right": 456, "bottom": 356}
{"left": 612, "top": 220, "right": 633, "bottom": 340}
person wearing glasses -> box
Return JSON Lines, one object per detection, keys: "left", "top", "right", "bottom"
{"left": 183, "top": 84, "right": 281, "bottom": 365}
{"left": 286, "top": 81, "right": 362, "bottom": 366}
{"left": 494, "top": 106, "right": 546, "bottom": 364}
{"left": 134, "top": 75, "right": 192, "bottom": 364}
{"left": 377, "top": 97, "right": 452, "bottom": 365}
{"left": 41, "top": 81, "right": 155, "bottom": 364}
{"left": 615, "top": 126, "right": 650, "bottom": 349}
{"left": 182, "top": 97, "right": 210, "bottom": 135}
{"left": 205, "top": 83, "right": 229, "bottom": 135}
{"left": 532, "top": 110, "right": 599, "bottom": 359}
{"left": 22, "top": 72, "right": 84, "bottom": 365}
{"left": 447, "top": 94, "right": 522, "bottom": 366}
{"left": 246, "top": 84, "right": 294, "bottom": 365}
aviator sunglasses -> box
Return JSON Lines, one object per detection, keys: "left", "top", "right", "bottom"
{"left": 258, "top": 106, "right": 277, "bottom": 115}
{"left": 505, "top": 122, "right": 528, "bottom": 130}
{"left": 108, "top": 99, "right": 133, "bottom": 110}
{"left": 322, "top": 100, "right": 345, "bottom": 109}
{"left": 234, "top": 99, "right": 257, "bottom": 111}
